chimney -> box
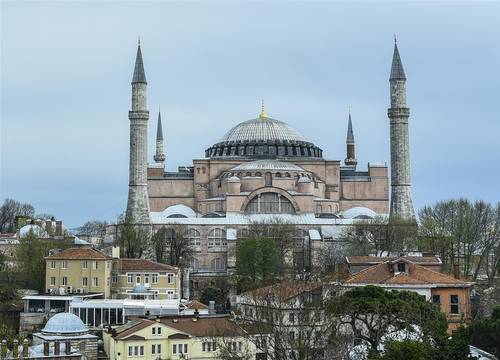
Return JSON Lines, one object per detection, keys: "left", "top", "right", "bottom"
{"left": 23, "top": 339, "right": 29, "bottom": 357}
{"left": 55, "top": 221, "right": 63, "bottom": 237}
{"left": 12, "top": 339, "right": 18, "bottom": 358}
{"left": 453, "top": 263, "right": 460, "bottom": 279}
{"left": 54, "top": 341, "right": 60, "bottom": 355}
{"left": 43, "top": 341, "right": 50, "bottom": 356}
{"left": 65, "top": 340, "right": 72, "bottom": 355}
{"left": 112, "top": 246, "right": 120, "bottom": 259}
{"left": 45, "top": 220, "right": 52, "bottom": 235}
{"left": 209, "top": 301, "right": 215, "bottom": 314}
{"left": 1, "top": 340, "right": 7, "bottom": 358}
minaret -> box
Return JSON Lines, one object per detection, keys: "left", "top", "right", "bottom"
{"left": 388, "top": 38, "right": 415, "bottom": 220}
{"left": 154, "top": 110, "right": 166, "bottom": 163}
{"left": 125, "top": 41, "right": 150, "bottom": 224}
{"left": 344, "top": 108, "right": 357, "bottom": 167}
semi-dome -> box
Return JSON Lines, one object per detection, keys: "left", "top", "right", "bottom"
{"left": 42, "top": 313, "right": 87, "bottom": 334}
{"left": 205, "top": 112, "right": 323, "bottom": 160}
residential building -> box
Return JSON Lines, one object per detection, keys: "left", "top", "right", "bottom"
{"left": 45, "top": 248, "right": 113, "bottom": 298}
{"left": 345, "top": 255, "right": 442, "bottom": 274}
{"left": 112, "top": 258, "right": 180, "bottom": 300}
{"left": 103, "top": 315, "right": 260, "bottom": 359}
{"left": 343, "top": 257, "right": 473, "bottom": 332}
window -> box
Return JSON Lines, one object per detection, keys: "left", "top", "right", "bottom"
{"left": 167, "top": 290, "right": 174, "bottom": 300}
{"left": 450, "top": 295, "right": 459, "bottom": 314}
{"left": 152, "top": 327, "right": 156, "bottom": 335}
{"left": 82, "top": 277, "right": 88, "bottom": 287}
{"left": 432, "top": 294, "right": 441, "bottom": 305}
{"left": 152, "top": 344, "right": 161, "bottom": 354}
{"left": 289, "top": 312, "right": 295, "bottom": 323}
{"left": 167, "top": 273, "right": 174, "bottom": 284}
{"left": 187, "top": 228, "right": 201, "bottom": 246}
{"left": 62, "top": 276, "right": 68, "bottom": 286}
{"left": 152, "top": 273, "right": 158, "bottom": 284}
{"left": 211, "top": 258, "right": 225, "bottom": 271}
{"left": 50, "top": 277, "right": 56, "bottom": 286}
{"left": 140, "top": 346, "right": 143, "bottom": 356}
{"left": 61, "top": 260, "right": 67, "bottom": 269}
{"left": 245, "top": 192, "right": 296, "bottom": 214}
{"left": 208, "top": 228, "right": 226, "bottom": 248}
{"left": 136, "top": 274, "right": 141, "bottom": 284}
{"left": 265, "top": 172, "right": 272, "bottom": 186}
{"left": 93, "top": 261, "right": 98, "bottom": 270}
{"left": 189, "top": 259, "right": 198, "bottom": 270}
{"left": 237, "top": 228, "right": 249, "bottom": 240}
{"left": 397, "top": 262, "right": 406, "bottom": 272}
{"left": 107, "top": 277, "right": 110, "bottom": 286}
{"left": 82, "top": 260, "right": 88, "bottom": 269}
{"left": 172, "top": 344, "right": 177, "bottom": 354}
{"left": 144, "top": 274, "right": 149, "bottom": 285}
{"left": 92, "top": 277, "right": 98, "bottom": 287}
{"left": 128, "top": 346, "right": 132, "bottom": 356}
{"left": 127, "top": 274, "right": 133, "bottom": 283}
{"left": 50, "top": 260, "right": 56, "bottom": 269}
{"left": 112, "top": 273, "right": 117, "bottom": 284}
{"left": 134, "top": 346, "right": 138, "bottom": 356}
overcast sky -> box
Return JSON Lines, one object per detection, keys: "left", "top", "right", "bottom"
{"left": 1, "top": 1, "right": 499, "bottom": 228}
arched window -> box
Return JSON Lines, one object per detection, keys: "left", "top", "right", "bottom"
{"left": 211, "top": 258, "right": 226, "bottom": 271}
{"left": 245, "top": 192, "right": 295, "bottom": 214}
{"left": 328, "top": 205, "right": 333, "bottom": 213}
{"left": 186, "top": 228, "right": 200, "bottom": 246}
{"left": 208, "top": 228, "right": 226, "bottom": 248}
{"left": 189, "top": 258, "right": 199, "bottom": 270}
{"left": 316, "top": 204, "right": 322, "bottom": 214}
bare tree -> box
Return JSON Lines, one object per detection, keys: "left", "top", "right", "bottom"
{"left": 0, "top": 199, "right": 34, "bottom": 232}
{"left": 78, "top": 220, "right": 108, "bottom": 237}
{"left": 116, "top": 222, "right": 150, "bottom": 258}
{"left": 151, "top": 224, "right": 194, "bottom": 266}
{"left": 235, "top": 281, "right": 333, "bottom": 360}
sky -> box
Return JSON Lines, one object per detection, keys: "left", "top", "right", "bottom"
{"left": 1, "top": 1, "right": 499, "bottom": 228}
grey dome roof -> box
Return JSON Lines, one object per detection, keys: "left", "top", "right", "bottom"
{"left": 221, "top": 117, "right": 308, "bottom": 143}
{"left": 42, "top": 313, "right": 87, "bottom": 334}
{"left": 231, "top": 160, "right": 304, "bottom": 172}
{"left": 206, "top": 115, "right": 323, "bottom": 160}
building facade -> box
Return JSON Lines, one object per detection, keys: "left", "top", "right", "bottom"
{"left": 118, "top": 40, "right": 416, "bottom": 292}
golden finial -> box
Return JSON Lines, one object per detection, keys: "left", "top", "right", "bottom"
{"left": 259, "top": 99, "right": 268, "bottom": 119}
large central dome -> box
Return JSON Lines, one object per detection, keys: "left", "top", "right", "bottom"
{"left": 220, "top": 117, "right": 308, "bottom": 143}
{"left": 205, "top": 113, "right": 323, "bottom": 160}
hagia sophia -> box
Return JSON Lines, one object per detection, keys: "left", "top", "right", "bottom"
{"left": 122, "top": 40, "right": 415, "bottom": 292}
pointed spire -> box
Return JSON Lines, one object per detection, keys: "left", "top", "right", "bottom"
{"left": 156, "top": 109, "right": 163, "bottom": 140}
{"left": 259, "top": 100, "right": 268, "bottom": 119}
{"left": 132, "top": 41, "right": 147, "bottom": 84}
{"left": 346, "top": 107, "right": 355, "bottom": 144}
{"left": 390, "top": 37, "right": 406, "bottom": 81}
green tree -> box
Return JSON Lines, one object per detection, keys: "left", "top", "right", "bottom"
{"left": 117, "top": 222, "right": 150, "bottom": 258}
{"left": 327, "top": 286, "right": 449, "bottom": 357}
{"left": 200, "top": 286, "right": 225, "bottom": 312}
{"left": 235, "top": 237, "right": 278, "bottom": 292}
{"left": 15, "top": 230, "right": 70, "bottom": 292}
{"left": 379, "top": 340, "right": 428, "bottom": 360}
{"left": 462, "top": 305, "right": 500, "bottom": 356}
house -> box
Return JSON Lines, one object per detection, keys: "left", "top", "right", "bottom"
{"left": 103, "top": 315, "right": 259, "bottom": 359}
{"left": 45, "top": 247, "right": 113, "bottom": 298}
{"left": 343, "top": 258, "right": 473, "bottom": 332}
{"left": 111, "top": 257, "right": 180, "bottom": 300}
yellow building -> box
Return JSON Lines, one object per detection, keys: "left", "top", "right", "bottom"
{"left": 112, "top": 258, "right": 181, "bottom": 300}
{"left": 103, "top": 315, "right": 260, "bottom": 360}
{"left": 45, "top": 247, "right": 113, "bottom": 298}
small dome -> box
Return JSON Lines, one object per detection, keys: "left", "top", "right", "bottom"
{"left": 132, "top": 284, "right": 149, "bottom": 294}
{"left": 42, "top": 313, "right": 87, "bottom": 334}
{"left": 231, "top": 160, "right": 304, "bottom": 172}
{"left": 298, "top": 176, "right": 311, "bottom": 183}
{"left": 343, "top": 206, "right": 377, "bottom": 219}
{"left": 228, "top": 176, "right": 240, "bottom": 183}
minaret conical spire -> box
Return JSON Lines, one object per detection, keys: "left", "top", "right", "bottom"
{"left": 390, "top": 38, "right": 406, "bottom": 81}
{"left": 154, "top": 108, "right": 166, "bottom": 164}
{"left": 344, "top": 107, "right": 357, "bottom": 167}
{"left": 132, "top": 41, "right": 147, "bottom": 84}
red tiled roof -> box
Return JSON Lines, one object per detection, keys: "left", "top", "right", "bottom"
{"left": 113, "top": 258, "right": 178, "bottom": 272}
{"left": 45, "top": 247, "right": 111, "bottom": 260}
{"left": 184, "top": 300, "right": 209, "bottom": 310}
{"left": 346, "top": 255, "right": 441, "bottom": 265}
{"left": 114, "top": 319, "right": 154, "bottom": 340}
{"left": 345, "top": 260, "right": 471, "bottom": 287}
